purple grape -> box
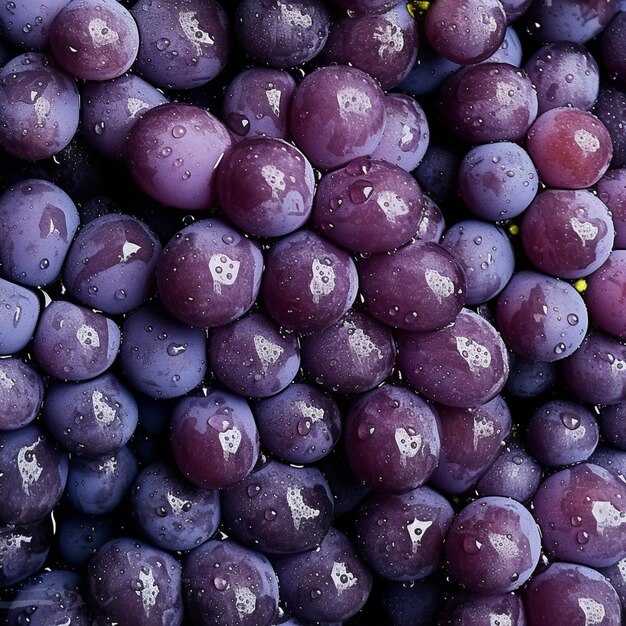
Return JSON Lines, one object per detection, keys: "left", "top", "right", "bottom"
{"left": 262, "top": 229, "right": 358, "bottom": 333}
{"left": 222, "top": 68, "right": 296, "bottom": 140}
{"left": 440, "top": 592, "right": 527, "bottom": 626}
{"left": 0, "top": 358, "right": 44, "bottom": 431}
{"left": 505, "top": 352, "right": 558, "bottom": 398}
{"left": 81, "top": 74, "right": 169, "bottom": 160}
{"left": 216, "top": 136, "right": 315, "bottom": 238}
{"left": 521, "top": 189, "right": 614, "bottom": 279}
{"left": 457, "top": 141, "right": 538, "bottom": 221}
{"left": 209, "top": 311, "right": 301, "bottom": 398}
{"left": 0, "top": 424, "right": 68, "bottom": 525}
{"left": 126, "top": 103, "right": 232, "bottom": 210}
{"left": 321, "top": 3, "right": 418, "bottom": 90}
{"left": 317, "top": 449, "right": 370, "bottom": 517}
{"left": 0, "top": 52, "right": 79, "bottom": 160}
{"left": 441, "top": 63, "right": 538, "bottom": 143}
{"left": 356, "top": 486, "right": 454, "bottom": 581}
{"left": 329, "top": 0, "right": 399, "bottom": 16}
{"left": 397, "top": 308, "right": 510, "bottom": 408}
{"left": 445, "top": 496, "right": 541, "bottom": 594}
{"left": 0, "top": 0, "right": 71, "bottom": 49}
{"left": 273, "top": 527, "right": 372, "bottom": 623}
{"left": 590, "top": 447, "right": 626, "bottom": 485}
{"left": 480, "top": 26, "right": 523, "bottom": 66}
{"left": 312, "top": 157, "right": 424, "bottom": 254}
{"left": 598, "top": 558, "right": 626, "bottom": 614}
{"left": 0, "top": 278, "right": 39, "bottom": 356}
{"left": 156, "top": 219, "right": 263, "bottom": 328}
{"left": 501, "top": 0, "right": 532, "bottom": 22}
{"left": 602, "top": 11, "right": 626, "bottom": 86}
{"left": 56, "top": 513, "right": 113, "bottom": 568}
{"left": 33, "top": 300, "right": 120, "bottom": 381}
{"left": 42, "top": 373, "right": 138, "bottom": 458}
{"left": 183, "top": 539, "right": 280, "bottom": 626}
{"left": 597, "top": 168, "right": 626, "bottom": 249}
{"left": 599, "top": 402, "right": 626, "bottom": 450}
{"left": 130, "top": 461, "right": 220, "bottom": 552}
{"left": 429, "top": 395, "right": 512, "bottom": 494}
{"left": 49, "top": 0, "right": 139, "bottom": 81}
{"left": 88, "top": 537, "right": 183, "bottom": 626}
{"left": 170, "top": 389, "right": 259, "bottom": 490}
{"left": 594, "top": 85, "right": 626, "bottom": 169}
{"left": 131, "top": 0, "right": 230, "bottom": 90}
{"left": 495, "top": 270, "right": 589, "bottom": 362}
{"left": 415, "top": 195, "right": 445, "bottom": 243}
{"left": 414, "top": 141, "right": 463, "bottom": 206}
{"left": 586, "top": 251, "right": 626, "bottom": 339}
{"left": 299, "top": 308, "right": 396, "bottom": 394}
{"left": 533, "top": 462, "right": 626, "bottom": 567}
{"left": 289, "top": 65, "right": 386, "bottom": 170}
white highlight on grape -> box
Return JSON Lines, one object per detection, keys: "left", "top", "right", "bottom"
{"left": 266, "top": 88, "right": 282, "bottom": 117}
{"left": 373, "top": 23, "right": 404, "bottom": 58}
{"left": 127, "top": 97, "right": 150, "bottom": 118}
{"left": 178, "top": 11, "right": 214, "bottom": 56}
{"left": 0, "top": 370, "right": 15, "bottom": 389}
{"left": 295, "top": 400, "right": 325, "bottom": 424}
{"left": 76, "top": 324, "right": 101, "bottom": 348}
{"left": 286, "top": 485, "right": 320, "bottom": 530}
{"left": 376, "top": 190, "right": 409, "bottom": 224}
{"left": 34, "top": 96, "right": 50, "bottom": 126}
{"left": 136, "top": 567, "right": 159, "bottom": 617}
{"left": 399, "top": 123, "right": 415, "bottom": 148}
{"left": 6, "top": 534, "right": 31, "bottom": 551}
{"left": 337, "top": 87, "right": 372, "bottom": 117}
{"left": 578, "top": 597, "right": 605, "bottom": 626}
{"left": 17, "top": 438, "right": 43, "bottom": 495}
{"left": 166, "top": 491, "right": 191, "bottom": 515}
{"left": 235, "top": 586, "right": 257, "bottom": 618}
{"left": 310, "top": 259, "right": 335, "bottom": 304}
{"left": 218, "top": 426, "right": 242, "bottom": 460}
{"left": 456, "top": 336, "right": 492, "bottom": 373}
{"left": 345, "top": 321, "right": 382, "bottom": 361}
{"left": 490, "top": 614, "right": 512, "bottom": 626}
{"left": 331, "top": 561, "right": 357, "bottom": 593}
{"left": 407, "top": 517, "right": 432, "bottom": 553}
{"left": 495, "top": 82, "right": 517, "bottom": 106}
{"left": 88, "top": 18, "right": 119, "bottom": 47}
{"left": 209, "top": 254, "right": 240, "bottom": 295}
{"left": 58, "top": 618, "right": 71, "bottom": 626}
{"left": 488, "top": 532, "right": 520, "bottom": 558}
{"left": 121, "top": 240, "right": 142, "bottom": 262}
{"left": 617, "top": 557, "right": 626, "bottom": 583}
{"left": 98, "top": 456, "right": 118, "bottom": 474}
{"left": 394, "top": 427, "right": 422, "bottom": 466}
{"left": 591, "top": 500, "right": 626, "bottom": 535}
{"left": 253, "top": 334, "right": 284, "bottom": 374}
{"left": 570, "top": 217, "right": 599, "bottom": 245}
{"left": 261, "top": 164, "right": 286, "bottom": 199}
{"left": 92, "top": 390, "right": 117, "bottom": 425}
{"left": 574, "top": 129, "right": 600, "bottom": 155}
{"left": 425, "top": 269, "right": 454, "bottom": 302}
{"left": 278, "top": 1, "right": 312, "bottom": 28}
{"left": 473, "top": 414, "right": 495, "bottom": 450}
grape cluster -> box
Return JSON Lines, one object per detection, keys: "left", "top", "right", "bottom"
{"left": 0, "top": 0, "right": 625, "bottom": 625}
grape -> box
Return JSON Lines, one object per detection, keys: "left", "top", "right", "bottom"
{"left": 0, "top": 0, "right": 71, "bottom": 49}
{"left": 590, "top": 447, "right": 626, "bottom": 485}
{"left": 599, "top": 559, "right": 626, "bottom": 615}
{"left": 0, "top": 517, "right": 51, "bottom": 587}
{"left": 480, "top": 26, "right": 523, "bottom": 67}
{"left": 445, "top": 496, "right": 541, "bottom": 594}
{"left": 594, "top": 85, "right": 626, "bottom": 169}
{"left": 130, "top": 0, "right": 230, "bottom": 90}
{"left": 414, "top": 142, "right": 463, "bottom": 206}
{"left": 317, "top": 449, "right": 370, "bottom": 517}
{"left": 505, "top": 352, "right": 558, "bottom": 398}
{"left": 329, "top": 0, "right": 399, "bottom": 16}
{"left": 56, "top": 513, "right": 113, "bottom": 568}
{"left": 599, "top": 402, "right": 626, "bottom": 450}
{"left": 601, "top": 11, "right": 626, "bottom": 86}
{"left": 586, "top": 251, "right": 626, "bottom": 339}
{"left": 501, "top": 0, "right": 532, "bottom": 22}
{"left": 597, "top": 168, "right": 626, "bottom": 249}
{"left": 0, "top": 358, "right": 44, "bottom": 431}
{"left": 415, "top": 195, "right": 445, "bottom": 243}
{"left": 440, "top": 592, "right": 527, "bottom": 626}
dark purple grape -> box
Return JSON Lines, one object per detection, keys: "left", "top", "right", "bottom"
{"left": 183, "top": 539, "right": 279, "bottom": 626}
{"left": 597, "top": 168, "right": 626, "bottom": 249}
{"left": 590, "top": 447, "right": 626, "bottom": 486}
{"left": 321, "top": 3, "right": 418, "bottom": 90}
{"left": 0, "top": 0, "right": 71, "bottom": 49}
{"left": 88, "top": 537, "right": 183, "bottom": 626}
{"left": 131, "top": 0, "right": 230, "bottom": 90}
{"left": 170, "top": 390, "right": 259, "bottom": 490}
{"left": 445, "top": 496, "right": 541, "bottom": 594}
{"left": 33, "top": 300, "right": 120, "bottom": 381}
{"left": 424, "top": 0, "right": 507, "bottom": 65}
{"left": 131, "top": 461, "right": 220, "bottom": 552}
{"left": 216, "top": 136, "right": 315, "bottom": 238}
{"left": 0, "top": 52, "right": 79, "bottom": 160}
{"left": 429, "top": 395, "right": 512, "bottom": 494}
{"left": 222, "top": 68, "right": 296, "bottom": 140}
{"left": 343, "top": 384, "right": 440, "bottom": 492}
{"left": 299, "top": 308, "right": 396, "bottom": 394}
{"left": 586, "top": 251, "right": 626, "bottom": 339}
{"left": 156, "top": 219, "right": 263, "bottom": 328}
{"left": 414, "top": 141, "right": 463, "bottom": 206}
{"left": 0, "top": 358, "right": 44, "bottom": 431}
{"left": 42, "top": 373, "right": 138, "bottom": 458}
{"left": 289, "top": 65, "right": 386, "bottom": 170}
{"left": 312, "top": 157, "right": 424, "bottom": 254}
{"left": 598, "top": 558, "right": 626, "bottom": 615}
{"left": 0, "top": 178, "right": 79, "bottom": 287}
{"left": 209, "top": 311, "right": 300, "bottom": 398}
{"left": 440, "top": 592, "right": 527, "bottom": 626}
{"left": 415, "top": 195, "right": 445, "bottom": 243}
{"left": 126, "top": 103, "right": 232, "bottom": 210}
{"left": 397, "top": 308, "right": 510, "bottom": 408}
{"left": 381, "top": 577, "right": 443, "bottom": 626}
{"left": 441, "top": 63, "right": 538, "bottom": 143}
{"left": 317, "top": 449, "right": 370, "bottom": 517}
{"left": 356, "top": 486, "right": 454, "bottom": 581}
{"left": 262, "top": 229, "right": 358, "bottom": 333}
{"left": 56, "top": 513, "right": 113, "bottom": 567}
{"left": 524, "top": 562, "right": 622, "bottom": 626}
{"left": 602, "top": 11, "right": 626, "bottom": 85}
{"left": 533, "top": 462, "right": 626, "bottom": 567}
{"left": 505, "top": 352, "right": 558, "bottom": 398}
{"left": 594, "top": 85, "right": 626, "bottom": 169}
{"left": 273, "top": 527, "right": 372, "bottom": 623}
{"left": 329, "top": 0, "right": 398, "bottom": 16}
{"left": 495, "top": 270, "right": 589, "bottom": 361}
{"left": 501, "top": 0, "right": 532, "bottom": 22}
{"left": 599, "top": 402, "right": 626, "bottom": 450}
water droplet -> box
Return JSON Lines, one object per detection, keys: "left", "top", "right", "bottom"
{"left": 94, "top": 121, "right": 105, "bottom": 135}
{"left": 357, "top": 423, "right": 375, "bottom": 440}
{"left": 310, "top": 588, "right": 322, "bottom": 599}
{"left": 208, "top": 414, "right": 230, "bottom": 432}
{"left": 264, "top": 508, "right": 277, "bottom": 521}
{"left": 114, "top": 289, "right": 126, "bottom": 300}
{"left": 22, "top": 23, "right": 32, "bottom": 33}
{"left": 567, "top": 314, "right": 579, "bottom": 326}
{"left": 561, "top": 412, "right": 580, "bottom": 430}
{"left": 182, "top": 170, "right": 191, "bottom": 180}
{"left": 156, "top": 37, "right": 170, "bottom": 50}
{"left": 462, "top": 536, "right": 482, "bottom": 554}
{"left": 222, "top": 234, "right": 235, "bottom": 245}
{"left": 576, "top": 530, "right": 590, "bottom": 544}
{"left": 297, "top": 418, "right": 312, "bottom": 436}
{"left": 247, "top": 484, "right": 261, "bottom": 498}
{"left": 156, "top": 506, "right": 167, "bottom": 517}
{"left": 88, "top": 285, "right": 98, "bottom": 295}
{"left": 345, "top": 157, "right": 371, "bottom": 176}
{"left": 167, "top": 343, "right": 187, "bottom": 356}
{"left": 348, "top": 180, "right": 374, "bottom": 204}
{"left": 213, "top": 576, "right": 228, "bottom": 590}
{"left": 512, "top": 455, "right": 524, "bottom": 465}
{"left": 39, "top": 258, "right": 49, "bottom": 270}
{"left": 173, "top": 157, "right": 184, "bottom": 167}
{"left": 554, "top": 343, "right": 567, "bottom": 355}
{"left": 160, "top": 146, "right": 172, "bottom": 157}
{"left": 226, "top": 112, "right": 250, "bottom": 136}
{"left": 473, "top": 236, "right": 482, "bottom": 245}
{"left": 172, "top": 124, "right": 186, "bottom": 138}
{"left": 571, "top": 515, "right": 583, "bottom": 527}
{"left": 171, "top": 374, "right": 181, "bottom": 382}
{"left": 565, "top": 73, "right": 574, "bottom": 83}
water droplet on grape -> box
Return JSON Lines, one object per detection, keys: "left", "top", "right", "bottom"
{"left": 39, "top": 258, "right": 49, "bottom": 270}
{"left": 462, "top": 536, "right": 482, "bottom": 554}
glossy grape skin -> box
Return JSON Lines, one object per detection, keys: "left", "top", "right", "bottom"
{"left": 0, "top": 178, "right": 79, "bottom": 287}
{"left": 222, "top": 68, "right": 296, "bottom": 140}
{"left": 156, "top": 219, "right": 263, "bottom": 329}
{"left": 440, "top": 592, "right": 527, "bottom": 626}
{"left": 445, "top": 496, "right": 541, "bottom": 594}
{"left": 56, "top": 513, "right": 113, "bottom": 568}
{"left": 397, "top": 308, "right": 510, "bottom": 408}
{"left": 0, "top": 0, "right": 71, "bottom": 49}
{"left": 597, "top": 168, "right": 626, "bottom": 249}
{"left": 42, "top": 373, "right": 138, "bottom": 459}
{"left": 599, "top": 402, "right": 626, "bottom": 450}
{"left": 126, "top": 103, "right": 232, "bottom": 210}
{"left": 312, "top": 157, "right": 423, "bottom": 254}
{"left": 262, "top": 230, "right": 358, "bottom": 333}
{"left": 183, "top": 539, "right": 279, "bottom": 626}
{"left": 523, "top": 562, "right": 622, "bottom": 626}
{"left": 88, "top": 537, "right": 183, "bottom": 626}
{"left": 209, "top": 311, "right": 300, "bottom": 398}
{"left": 424, "top": 0, "right": 507, "bottom": 65}
{"left": 441, "top": 63, "right": 538, "bottom": 143}
{"left": 0, "top": 52, "right": 79, "bottom": 160}
{"left": 594, "top": 86, "right": 626, "bottom": 169}
{"left": 416, "top": 195, "right": 446, "bottom": 243}
{"left": 356, "top": 486, "right": 454, "bottom": 581}
{"left": 0, "top": 424, "right": 68, "bottom": 525}
{"left": 273, "top": 527, "right": 372, "bottom": 623}
{"left": 586, "top": 251, "right": 626, "bottom": 339}
{"left": 170, "top": 390, "right": 259, "bottom": 490}
{"left": 216, "top": 136, "right": 315, "bottom": 238}
{"left": 289, "top": 65, "right": 386, "bottom": 171}
{"left": 0, "top": 279, "right": 39, "bottom": 355}
{"left": 131, "top": 0, "right": 230, "bottom": 90}
{"left": 533, "top": 463, "right": 626, "bottom": 567}
{"left": 458, "top": 141, "right": 538, "bottom": 221}
{"left": 429, "top": 395, "right": 512, "bottom": 494}
{"left": 0, "top": 358, "right": 44, "bottom": 431}
{"left": 505, "top": 352, "right": 558, "bottom": 398}
{"left": 130, "top": 462, "right": 220, "bottom": 552}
